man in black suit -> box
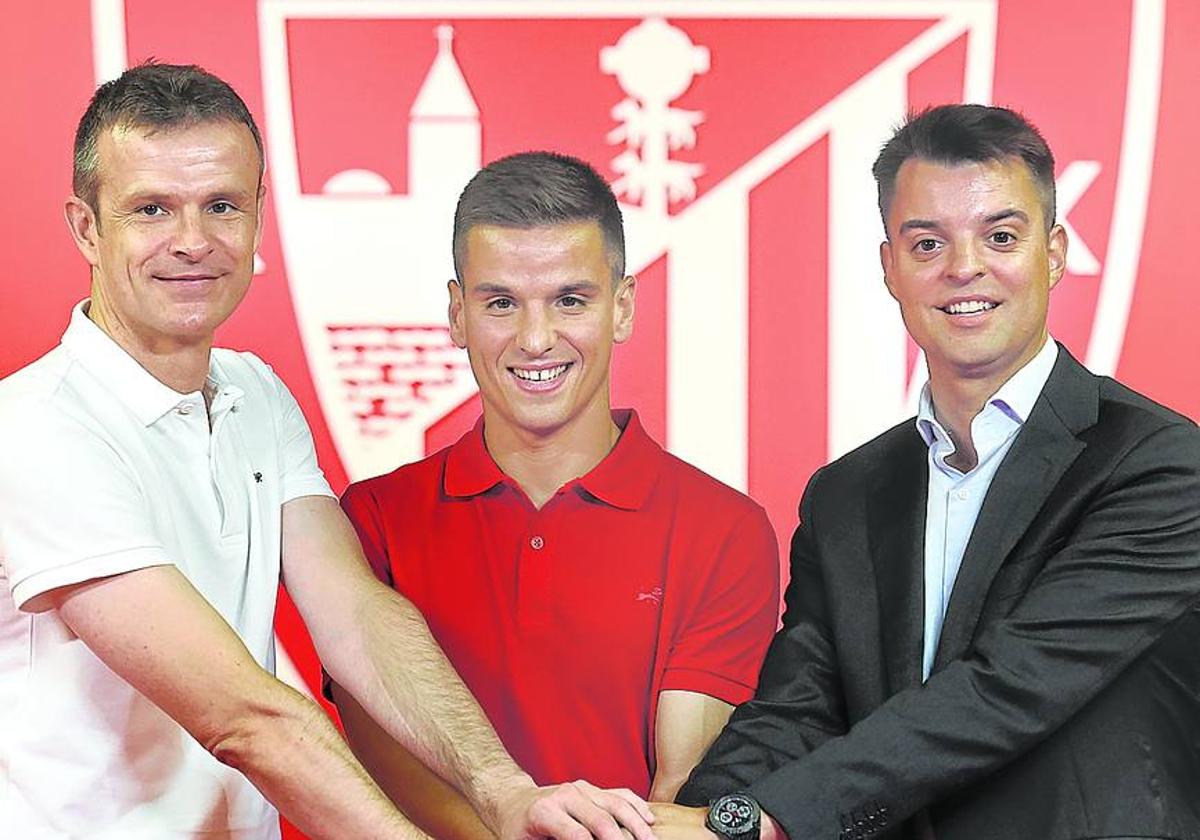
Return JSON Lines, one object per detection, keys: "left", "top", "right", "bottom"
{"left": 651, "top": 104, "right": 1200, "bottom": 840}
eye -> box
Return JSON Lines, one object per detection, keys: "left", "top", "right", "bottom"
{"left": 989, "top": 230, "right": 1017, "bottom": 246}
{"left": 136, "top": 204, "right": 165, "bottom": 217}
{"left": 210, "top": 200, "right": 237, "bottom": 214}
{"left": 913, "top": 238, "right": 940, "bottom": 254}
{"left": 558, "top": 295, "right": 586, "bottom": 308}
{"left": 485, "top": 297, "right": 515, "bottom": 312}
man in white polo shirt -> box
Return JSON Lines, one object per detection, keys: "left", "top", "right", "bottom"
{"left": 0, "top": 62, "right": 656, "bottom": 840}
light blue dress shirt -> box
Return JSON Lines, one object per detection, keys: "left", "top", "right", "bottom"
{"left": 916, "top": 338, "right": 1059, "bottom": 680}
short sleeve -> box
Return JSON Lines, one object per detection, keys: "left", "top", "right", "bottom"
{"left": 0, "top": 403, "right": 171, "bottom": 611}
{"left": 662, "top": 505, "right": 781, "bottom": 705}
{"left": 256, "top": 359, "right": 334, "bottom": 503}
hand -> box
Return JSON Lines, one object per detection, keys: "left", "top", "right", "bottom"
{"left": 646, "top": 804, "right": 714, "bottom": 840}
{"left": 496, "top": 779, "right": 657, "bottom": 840}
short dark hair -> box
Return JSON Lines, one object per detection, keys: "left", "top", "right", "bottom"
{"left": 73, "top": 62, "right": 264, "bottom": 213}
{"left": 872, "top": 104, "right": 1056, "bottom": 233}
{"left": 452, "top": 151, "right": 625, "bottom": 283}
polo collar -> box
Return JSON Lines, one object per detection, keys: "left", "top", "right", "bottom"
{"left": 442, "top": 409, "right": 664, "bottom": 510}
{"left": 443, "top": 417, "right": 507, "bottom": 497}
{"left": 59, "top": 300, "right": 237, "bottom": 427}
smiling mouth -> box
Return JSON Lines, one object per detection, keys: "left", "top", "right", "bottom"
{"left": 940, "top": 300, "right": 998, "bottom": 315}
{"left": 510, "top": 363, "right": 571, "bottom": 383}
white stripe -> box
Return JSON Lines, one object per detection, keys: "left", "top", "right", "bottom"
{"left": 90, "top": 0, "right": 127, "bottom": 85}
{"left": 260, "top": 0, "right": 994, "bottom": 22}
{"left": 1085, "top": 0, "right": 1165, "bottom": 375}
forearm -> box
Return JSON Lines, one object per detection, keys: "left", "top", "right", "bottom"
{"left": 322, "top": 584, "right": 531, "bottom": 832}
{"left": 332, "top": 680, "right": 496, "bottom": 840}
{"left": 651, "top": 691, "right": 736, "bottom": 803}
{"left": 212, "top": 676, "right": 425, "bottom": 840}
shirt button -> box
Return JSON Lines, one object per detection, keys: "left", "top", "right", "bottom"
{"left": 230, "top": 404, "right": 240, "bottom": 413}
{"left": 955, "top": 488, "right": 970, "bottom": 501}
{"left": 177, "top": 404, "right": 193, "bottom": 416}
{"left": 530, "top": 535, "right": 545, "bottom": 550}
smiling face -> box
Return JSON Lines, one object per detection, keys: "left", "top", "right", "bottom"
{"left": 65, "top": 120, "right": 264, "bottom": 361}
{"left": 449, "top": 221, "right": 635, "bottom": 444}
{"left": 880, "top": 156, "right": 1067, "bottom": 392}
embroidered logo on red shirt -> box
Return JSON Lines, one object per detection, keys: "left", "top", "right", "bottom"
{"left": 635, "top": 587, "right": 663, "bottom": 605}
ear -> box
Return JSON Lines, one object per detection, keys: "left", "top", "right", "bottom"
{"left": 879, "top": 239, "right": 899, "bottom": 301}
{"left": 253, "top": 183, "right": 267, "bottom": 252}
{"left": 1046, "top": 223, "right": 1068, "bottom": 291}
{"left": 612, "top": 274, "right": 636, "bottom": 344}
{"left": 64, "top": 196, "right": 101, "bottom": 269}
{"left": 448, "top": 279, "right": 467, "bottom": 348}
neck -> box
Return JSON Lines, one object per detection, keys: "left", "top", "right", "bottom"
{"left": 926, "top": 337, "right": 1048, "bottom": 473}
{"left": 926, "top": 376, "right": 993, "bottom": 472}
{"left": 485, "top": 407, "right": 621, "bottom": 509}
{"left": 86, "top": 302, "right": 212, "bottom": 394}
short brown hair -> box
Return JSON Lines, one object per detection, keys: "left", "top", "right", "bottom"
{"left": 73, "top": 61, "right": 263, "bottom": 213}
{"left": 873, "top": 104, "right": 1056, "bottom": 233}
{"left": 453, "top": 151, "right": 625, "bottom": 284}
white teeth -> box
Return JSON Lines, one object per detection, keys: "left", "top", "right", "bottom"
{"left": 944, "top": 300, "right": 997, "bottom": 314}
{"left": 512, "top": 364, "right": 568, "bottom": 382}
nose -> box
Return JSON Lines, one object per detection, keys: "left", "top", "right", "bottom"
{"left": 945, "top": 239, "right": 985, "bottom": 284}
{"left": 170, "top": 208, "right": 214, "bottom": 261}
{"left": 517, "top": 304, "right": 556, "bottom": 356}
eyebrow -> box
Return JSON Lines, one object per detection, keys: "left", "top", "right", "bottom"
{"left": 471, "top": 282, "right": 513, "bottom": 296}
{"left": 983, "top": 208, "right": 1031, "bottom": 225}
{"left": 119, "top": 188, "right": 257, "bottom": 205}
{"left": 557, "top": 281, "right": 603, "bottom": 295}
{"left": 897, "top": 208, "right": 1032, "bottom": 234}
{"left": 897, "top": 218, "right": 940, "bottom": 234}
{"left": 470, "top": 281, "right": 604, "bottom": 296}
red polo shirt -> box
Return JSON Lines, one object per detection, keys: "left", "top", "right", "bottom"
{"left": 339, "top": 410, "right": 779, "bottom": 794}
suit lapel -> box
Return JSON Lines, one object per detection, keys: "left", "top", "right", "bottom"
{"left": 932, "top": 348, "right": 1096, "bottom": 671}
{"left": 868, "top": 429, "right": 929, "bottom": 694}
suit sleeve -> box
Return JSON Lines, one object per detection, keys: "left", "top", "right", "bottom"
{"left": 737, "top": 421, "right": 1200, "bottom": 839}
{"left": 677, "top": 469, "right": 849, "bottom": 804}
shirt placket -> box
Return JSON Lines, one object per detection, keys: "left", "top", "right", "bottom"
{"left": 207, "top": 393, "right": 250, "bottom": 540}
{"left": 171, "top": 393, "right": 213, "bottom": 511}
{"left": 516, "top": 495, "right": 561, "bottom": 633}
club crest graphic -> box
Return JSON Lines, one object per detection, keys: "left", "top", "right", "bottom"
{"left": 28, "top": 0, "right": 1171, "bottom": 731}
{"left": 253, "top": 0, "right": 1160, "bottom": 492}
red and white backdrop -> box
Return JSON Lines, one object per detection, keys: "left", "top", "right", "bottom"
{"left": 3, "top": 1, "right": 1198, "bottom": 834}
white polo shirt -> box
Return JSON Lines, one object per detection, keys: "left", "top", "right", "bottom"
{"left": 0, "top": 302, "right": 333, "bottom": 838}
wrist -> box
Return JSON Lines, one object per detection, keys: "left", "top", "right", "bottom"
{"left": 706, "top": 793, "right": 761, "bottom": 840}
{"left": 475, "top": 769, "right": 537, "bottom": 834}
{"left": 759, "top": 811, "right": 787, "bottom": 840}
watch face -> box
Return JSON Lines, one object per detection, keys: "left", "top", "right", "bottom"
{"left": 709, "top": 793, "right": 760, "bottom": 838}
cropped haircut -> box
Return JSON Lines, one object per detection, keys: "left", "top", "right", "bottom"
{"left": 73, "top": 62, "right": 264, "bottom": 214}
{"left": 873, "top": 104, "right": 1056, "bottom": 233}
{"left": 452, "top": 151, "right": 625, "bottom": 284}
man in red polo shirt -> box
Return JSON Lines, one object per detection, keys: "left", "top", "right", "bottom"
{"left": 329, "top": 151, "right": 779, "bottom": 839}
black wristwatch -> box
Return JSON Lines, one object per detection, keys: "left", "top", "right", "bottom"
{"left": 706, "top": 792, "right": 761, "bottom": 840}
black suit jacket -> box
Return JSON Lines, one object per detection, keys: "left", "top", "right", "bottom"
{"left": 679, "top": 348, "right": 1200, "bottom": 840}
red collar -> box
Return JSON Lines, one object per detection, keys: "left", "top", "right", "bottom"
{"left": 442, "top": 409, "right": 663, "bottom": 510}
